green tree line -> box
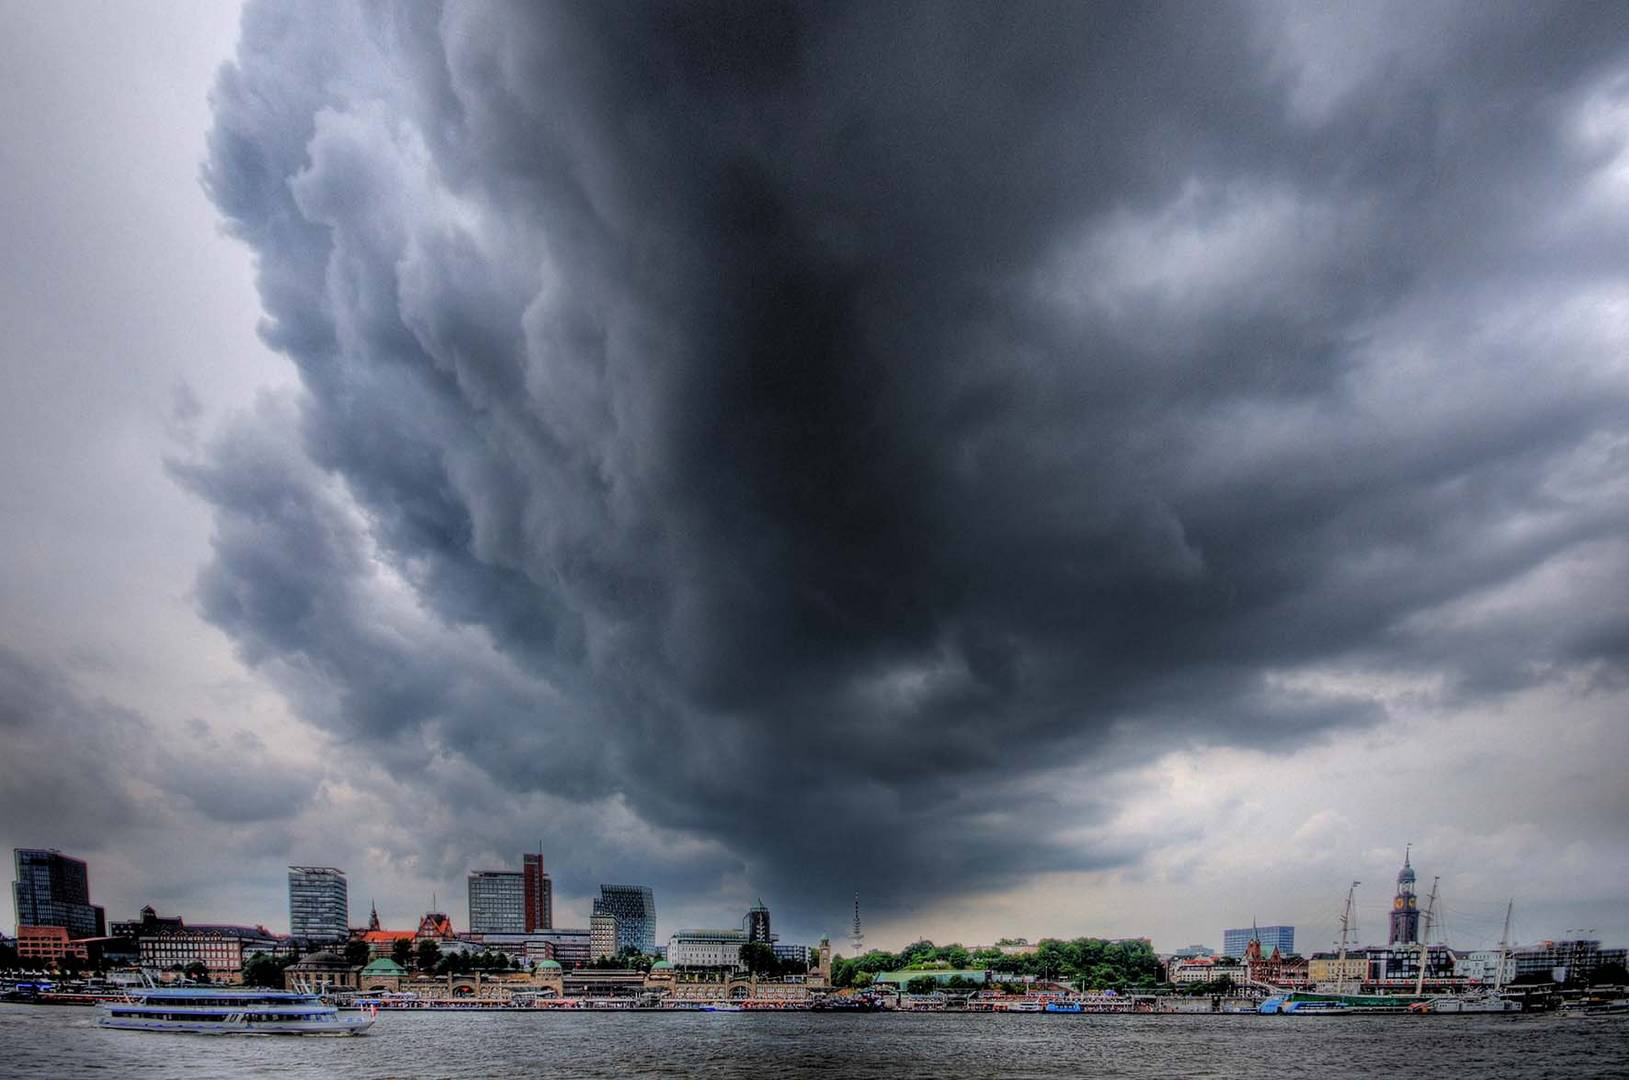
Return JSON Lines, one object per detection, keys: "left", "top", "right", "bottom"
{"left": 830, "top": 937, "right": 1164, "bottom": 991}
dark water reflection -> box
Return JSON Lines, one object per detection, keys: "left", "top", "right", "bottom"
{"left": 3, "top": 1005, "right": 1626, "bottom": 1079}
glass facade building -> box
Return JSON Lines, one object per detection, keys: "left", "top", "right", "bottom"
{"left": 13, "top": 849, "right": 105, "bottom": 939}
{"left": 287, "top": 866, "right": 349, "bottom": 943}
{"left": 593, "top": 884, "right": 656, "bottom": 955}
{"left": 745, "top": 900, "right": 773, "bottom": 944}
{"left": 468, "top": 870, "right": 526, "bottom": 935}
{"left": 1222, "top": 925, "right": 1294, "bottom": 958}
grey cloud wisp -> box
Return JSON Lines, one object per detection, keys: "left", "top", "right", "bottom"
{"left": 194, "top": 2, "right": 1629, "bottom": 929}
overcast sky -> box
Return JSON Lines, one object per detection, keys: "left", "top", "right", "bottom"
{"left": 3, "top": 1, "right": 1627, "bottom": 956}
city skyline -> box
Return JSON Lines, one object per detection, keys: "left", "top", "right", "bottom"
{"left": 2, "top": 1, "right": 1627, "bottom": 954}
{"left": 6, "top": 844, "right": 1602, "bottom": 962}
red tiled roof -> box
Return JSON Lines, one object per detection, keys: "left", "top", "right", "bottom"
{"left": 362, "top": 930, "right": 416, "bottom": 943}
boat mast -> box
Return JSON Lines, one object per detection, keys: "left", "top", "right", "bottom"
{"left": 1495, "top": 900, "right": 1513, "bottom": 993}
{"left": 1337, "top": 880, "right": 1360, "bottom": 994}
{"left": 1414, "top": 876, "right": 1439, "bottom": 999}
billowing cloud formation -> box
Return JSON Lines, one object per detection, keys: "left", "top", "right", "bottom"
{"left": 195, "top": 2, "right": 1629, "bottom": 930}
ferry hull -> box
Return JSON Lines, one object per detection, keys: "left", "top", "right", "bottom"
{"left": 98, "top": 1013, "right": 375, "bottom": 1036}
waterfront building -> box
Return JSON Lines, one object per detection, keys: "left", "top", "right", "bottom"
{"left": 1455, "top": 949, "right": 1516, "bottom": 986}
{"left": 562, "top": 968, "right": 648, "bottom": 998}
{"left": 1308, "top": 951, "right": 1372, "bottom": 986}
{"left": 468, "top": 870, "right": 526, "bottom": 934}
{"left": 139, "top": 921, "right": 292, "bottom": 978}
{"left": 1388, "top": 847, "right": 1420, "bottom": 945}
{"left": 1355, "top": 944, "right": 1460, "bottom": 988}
{"left": 470, "top": 932, "right": 572, "bottom": 965}
{"left": 417, "top": 911, "right": 457, "bottom": 940}
{"left": 1511, "top": 939, "right": 1628, "bottom": 984}
{"left": 13, "top": 849, "right": 105, "bottom": 939}
{"left": 111, "top": 904, "right": 183, "bottom": 941}
{"left": 282, "top": 949, "right": 359, "bottom": 991}
{"left": 772, "top": 943, "right": 810, "bottom": 967}
{"left": 873, "top": 969, "right": 992, "bottom": 988}
{"left": 593, "top": 884, "right": 656, "bottom": 954}
{"left": 1169, "top": 955, "right": 1243, "bottom": 984}
{"left": 590, "top": 911, "right": 620, "bottom": 960}
{"left": 361, "top": 928, "right": 417, "bottom": 957}
{"left": 1243, "top": 939, "right": 1309, "bottom": 988}
{"left": 667, "top": 928, "right": 748, "bottom": 969}
{"left": 1222, "top": 925, "right": 1293, "bottom": 959}
{"left": 1171, "top": 945, "right": 1215, "bottom": 959}
{"left": 526, "top": 928, "right": 593, "bottom": 968}
{"left": 984, "top": 938, "right": 1038, "bottom": 957}
{"left": 17, "top": 925, "right": 90, "bottom": 964}
{"left": 357, "top": 956, "right": 408, "bottom": 990}
{"left": 523, "top": 852, "right": 553, "bottom": 931}
{"left": 287, "top": 866, "right": 349, "bottom": 944}
{"left": 745, "top": 899, "right": 773, "bottom": 944}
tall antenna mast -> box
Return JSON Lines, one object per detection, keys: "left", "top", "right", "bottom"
{"left": 1414, "top": 876, "right": 1439, "bottom": 998}
{"left": 1337, "top": 880, "right": 1360, "bottom": 994}
{"left": 850, "top": 893, "right": 865, "bottom": 956}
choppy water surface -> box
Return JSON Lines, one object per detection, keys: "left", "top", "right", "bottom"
{"left": 2, "top": 1006, "right": 1626, "bottom": 1079}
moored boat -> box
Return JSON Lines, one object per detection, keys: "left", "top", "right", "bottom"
{"left": 98, "top": 987, "right": 375, "bottom": 1035}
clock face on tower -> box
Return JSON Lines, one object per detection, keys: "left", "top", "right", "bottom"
{"left": 1394, "top": 897, "right": 1404, "bottom": 910}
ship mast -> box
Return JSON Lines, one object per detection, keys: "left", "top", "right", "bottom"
{"left": 1337, "top": 880, "right": 1360, "bottom": 994}
{"left": 1414, "top": 876, "right": 1439, "bottom": 998}
{"left": 1495, "top": 900, "right": 1513, "bottom": 993}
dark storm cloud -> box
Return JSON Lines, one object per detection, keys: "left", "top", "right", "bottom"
{"left": 195, "top": 1, "right": 1629, "bottom": 928}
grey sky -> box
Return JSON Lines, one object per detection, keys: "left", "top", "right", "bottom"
{"left": 2, "top": 1, "right": 1626, "bottom": 954}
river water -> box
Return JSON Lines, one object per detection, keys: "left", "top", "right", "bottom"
{"left": 2, "top": 1005, "right": 1626, "bottom": 1078}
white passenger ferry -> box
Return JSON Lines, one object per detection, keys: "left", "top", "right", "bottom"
{"left": 98, "top": 987, "right": 376, "bottom": 1035}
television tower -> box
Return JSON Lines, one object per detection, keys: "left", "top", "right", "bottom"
{"left": 851, "top": 893, "right": 865, "bottom": 955}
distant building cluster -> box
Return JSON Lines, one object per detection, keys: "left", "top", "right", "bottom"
{"left": 4, "top": 846, "right": 832, "bottom": 989}
{"left": 7, "top": 843, "right": 1623, "bottom": 1002}
{"left": 1165, "top": 849, "right": 1628, "bottom": 994}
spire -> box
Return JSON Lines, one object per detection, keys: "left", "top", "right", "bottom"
{"left": 1396, "top": 844, "right": 1416, "bottom": 887}
{"left": 850, "top": 893, "right": 864, "bottom": 956}
{"left": 368, "top": 899, "right": 380, "bottom": 932}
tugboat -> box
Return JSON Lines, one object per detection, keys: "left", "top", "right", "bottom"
{"left": 99, "top": 987, "right": 376, "bottom": 1035}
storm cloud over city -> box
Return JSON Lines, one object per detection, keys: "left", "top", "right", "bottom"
{"left": 3, "top": 1, "right": 1627, "bottom": 952}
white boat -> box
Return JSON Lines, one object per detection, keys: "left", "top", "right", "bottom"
{"left": 1414, "top": 994, "right": 1519, "bottom": 1014}
{"left": 99, "top": 987, "right": 375, "bottom": 1035}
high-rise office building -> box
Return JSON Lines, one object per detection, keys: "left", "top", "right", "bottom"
{"left": 593, "top": 884, "right": 655, "bottom": 955}
{"left": 12, "top": 849, "right": 105, "bottom": 939}
{"left": 468, "top": 870, "right": 526, "bottom": 935}
{"left": 1222, "top": 925, "right": 1295, "bottom": 959}
{"left": 589, "top": 911, "right": 620, "bottom": 960}
{"left": 523, "top": 852, "right": 553, "bottom": 931}
{"left": 744, "top": 899, "right": 773, "bottom": 944}
{"left": 287, "top": 866, "right": 349, "bottom": 943}
{"left": 1388, "top": 847, "right": 1420, "bottom": 945}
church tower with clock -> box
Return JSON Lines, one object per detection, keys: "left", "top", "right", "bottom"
{"left": 1387, "top": 845, "right": 1420, "bottom": 945}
